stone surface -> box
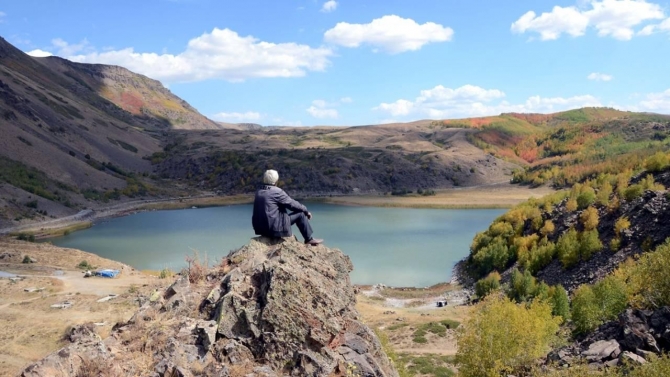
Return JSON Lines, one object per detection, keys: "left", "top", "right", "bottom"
{"left": 20, "top": 237, "right": 398, "bottom": 377}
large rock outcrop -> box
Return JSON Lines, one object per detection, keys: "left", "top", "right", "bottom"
{"left": 547, "top": 307, "right": 670, "bottom": 369}
{"left": 21, "top": 238, "right": 397, "bottom": 377}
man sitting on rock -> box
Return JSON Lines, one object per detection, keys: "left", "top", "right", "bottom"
{"left": 252, "top": 169, "right": 324, "bottom": 246}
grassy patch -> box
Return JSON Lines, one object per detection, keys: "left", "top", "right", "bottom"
{"left": 0, "top": 156, "right": 74, "bottom": 202}
{"left": 397, "top": 353, "right": 456, "bottom": 377}
{"left": 374, "top": 329, "right": 412, "bottom": 377}
{"left": 387, "top": 323, "right": 409, "bottom": 331}
{"left": 412, "top": 321, "right": 460, "bottom": 343}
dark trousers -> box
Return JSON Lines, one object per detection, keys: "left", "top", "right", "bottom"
{"left": 289, "top": 212, "right": 313, "bottom": 241}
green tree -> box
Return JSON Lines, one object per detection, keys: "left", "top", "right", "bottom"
{"left": 566, "top": 198, "right": 578, "bottom": 212}
{"left": 540, "top": 220, "right": 555, "bottom": 236}
{"left": 596, "top": 181, "right": 613, "bottom": 206}
{"left": 577, "top": 187, "right": 596, "bottom": 209}
{"left": 614, "top": 216, "right": 630, "bottom": 237}
{"left": 557, "top": 228, "right": 580, "bottom": 268}
{"left": 475, "top": 272, "right": 501, "bottom": 299}
{"left": 592, "top": 275, "right": 628, "bottom": 322}
{"left": 509, "top": 268, "right": 537, "bottom": 303}
{"left": 550, "top": 285, "right": 570, "bottom": 321}
{"left": 580, "top": 206, "right": 599, "bottom": 231}
{"left": 627, "top": 239, "right": 670, "bottom": 308}
{"left": 456, "top": 295, "right": 561, "bottom": 377}
{"left": 644, "top": 151, "right": 669, "bottom": 172}
{"left": 579, "top": 229, "right": 603, "bottom": 261}
{"left": 571, "top": 285, "right": 600, "bottom": 334}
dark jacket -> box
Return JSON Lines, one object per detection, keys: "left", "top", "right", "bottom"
{"left": 252, "top": 185, "right": 308, "bottom": 238}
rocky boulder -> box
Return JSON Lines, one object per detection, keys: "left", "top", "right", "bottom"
{"left": 21, "top": 237, "right": 398, "bottom": 377}
{"left": 547, "top": 306, "right": 670, "bottom": 369}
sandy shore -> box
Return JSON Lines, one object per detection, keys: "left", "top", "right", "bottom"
{"left": 313, "top": 183, "right": 554, "bottom": 209}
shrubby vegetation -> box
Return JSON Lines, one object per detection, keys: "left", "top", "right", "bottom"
{"left": 455, "top": 294, "right": 562, "bottom": 377}
{"left": 474, "top": 271, "right": 500, "bottom": 298}
{"left": 468, "top": 150, "right": 670, "bottom": 280}
{"left": 461, "top": 149, "right": 670, "bottom": 376}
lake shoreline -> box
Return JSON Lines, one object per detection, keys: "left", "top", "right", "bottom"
{"left": 2, "top": 183, "right": 552, "bottom": 239}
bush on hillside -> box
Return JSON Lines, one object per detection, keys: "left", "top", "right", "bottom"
{"left": 557, "top": 228, "right": 580, "bottom": 267}
{"left": 644, "top": 151, "right": 669, "bottom": 173}
{"left": 571, "top": 275, "right": 628, "bottom": 335}
{"left": 580, "top": 206, "right": 599, "bottom": 231}
{"left": 596, "top": 181, "right": 613, "bottom": 206}
{"left": 566, "top": 198, "right": 578, "bottom": 212}
{"left": 628, "top": 353, "right": 670, "bottom": 377}
{"left": 455, "top": 294, "right": 561, "bottom": 377}
{"left": 579, "top": 229, "right": 603, "bottom": 261}
{"left": 614, "top": 216, "right": 630, "bottom": 237}
{"left": 508, "top": 269, "right": 537, "bottom": 303}
{"left": 571, "top": 285, "right": 601, "bottom": 335}
{"left": 475, "top": 272, "right": 501, "bottom": 299}
{"left": 624, "top": 184, "right": 645, "bottom": 201}
{"left": 77, "top": 260, "right": 94, "bottom": 270}
{"left": 540, "top": 220, "right": 555, "bottom": 236}
{"left": 577, "top": 187, "right": 596, "bottom": 209}
{"left": 640, "top": 174, "right": 665, "bottom": 191}
{"left": 626, "top": 239, "right": 670, "bottom": 309}
{"left": 471, "top": 236, "right": 511, "bottom": 276}
{"left": 550, "top": 285, "right": 570, "bottom": 321}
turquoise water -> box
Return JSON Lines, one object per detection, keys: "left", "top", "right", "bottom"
{"left": 48, "top": 204, "right": 503, "bottom": 287}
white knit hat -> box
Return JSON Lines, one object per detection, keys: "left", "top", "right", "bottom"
{"left": 263, "top": 169, "right": 279, "bottom": 185}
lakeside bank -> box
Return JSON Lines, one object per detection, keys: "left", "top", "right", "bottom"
{"left": 1, "top": 183, "right": 554, "bottom": 239}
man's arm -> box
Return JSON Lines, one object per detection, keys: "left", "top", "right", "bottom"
{"left": 274, "top": 189, "right": 308, "bottom": 214}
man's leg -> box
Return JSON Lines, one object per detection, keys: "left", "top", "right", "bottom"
{"left": 289, "top": 212, "right": 313, "bottom": 242}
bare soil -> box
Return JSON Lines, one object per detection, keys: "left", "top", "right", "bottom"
{"left": 320, "top": 183, "right": 555, "bottom": 209}
{"left": 356, "top": 285, "right": 472, "bottom": 358}
{"left": 0, "top": 239, "right": 166, "bottom": 376}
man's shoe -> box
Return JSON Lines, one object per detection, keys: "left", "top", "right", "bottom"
{"left": 305, "top": 238, "right": 324, "bottom": 246}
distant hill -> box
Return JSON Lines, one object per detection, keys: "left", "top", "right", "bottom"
{"left": 2, "top": 36, "right": 669, "bottom": 229}
{"left": 431, "top": 108, "right": 670, "bottom": 187}
{"left": 0, "top": 36, "right": 220, "bottom": 225}
{"left": 216, "top": 122, "right": 263, "bottom": 130}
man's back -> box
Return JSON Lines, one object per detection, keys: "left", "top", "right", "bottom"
{"left": 252, "top": 185, "right": 306, "bottom": 238}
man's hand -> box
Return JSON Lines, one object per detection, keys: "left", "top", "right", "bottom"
{"left": 306, "top": 211, "right": 312, "bottom": 220}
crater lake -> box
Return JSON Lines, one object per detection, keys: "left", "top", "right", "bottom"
{"left": 48, "top": 203, "right": 504, "bottom": 287}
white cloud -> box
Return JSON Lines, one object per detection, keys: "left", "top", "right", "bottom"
{"left": 0, "top": 11, "right": 5, "bottom": 22}
{"left": 512, "top": 7, "right": 589, "bottom": 40}
{"left": 638, "top": 17, "right": 670, "bottom": 35}
{"left": 26, "top": 49, "right": 53, "bottom": 57}
{"left": 587, "top": 72, "right": 613, "bottom": 81}
{"left": 340, "top": 97, "right": 353, "bottom": 103}
{"left": 52, "top": 38, "right": 90, "bottom": 56}
{"left": 212, "top": 111, "right": 262, "bottom": 122}
{"left": 512, "top": 0, "right": 665, "bottom": 41}
{"left": 378, "top": 119, "right": 400, "bottom": 124}
{"left": 638, "top": 89, "right": 670, "bottom": 112}
{"left": 321, "top": 1, "right": 337, "bottom": 13}
{"left": 306, "top": 99, "right": 339, "bottom": 119}
{"left": 324, "top": 15, "right": 454, "bottom": 54}
{"left": 59, "top": 28, "right": 332, "bottom": 83}
{"left": 374, "top": 84, "right": 602, "bottom": 118}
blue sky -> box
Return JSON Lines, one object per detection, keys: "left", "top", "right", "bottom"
{"left": 1, "top": 0, "right": 669, "bottom": 126}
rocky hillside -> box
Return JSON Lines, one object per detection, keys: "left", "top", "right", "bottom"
{"left": 463, "top": 153, "right": 670, "bottom": 290}
{"left": 151, "top": 126, "right": 518, "bottom": 195}
{"left": 0, "top": 36, "right": 224, "bottom": 226}
{"left": 39, "top": 58, "right": 221, "bottom": 130}
{"left": 21, "top": 237, "right": 398, "bottom": 377}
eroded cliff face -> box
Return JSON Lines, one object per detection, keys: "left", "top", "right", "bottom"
{"left": 21, "top": 238, "right": 398, "bottom": 377}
